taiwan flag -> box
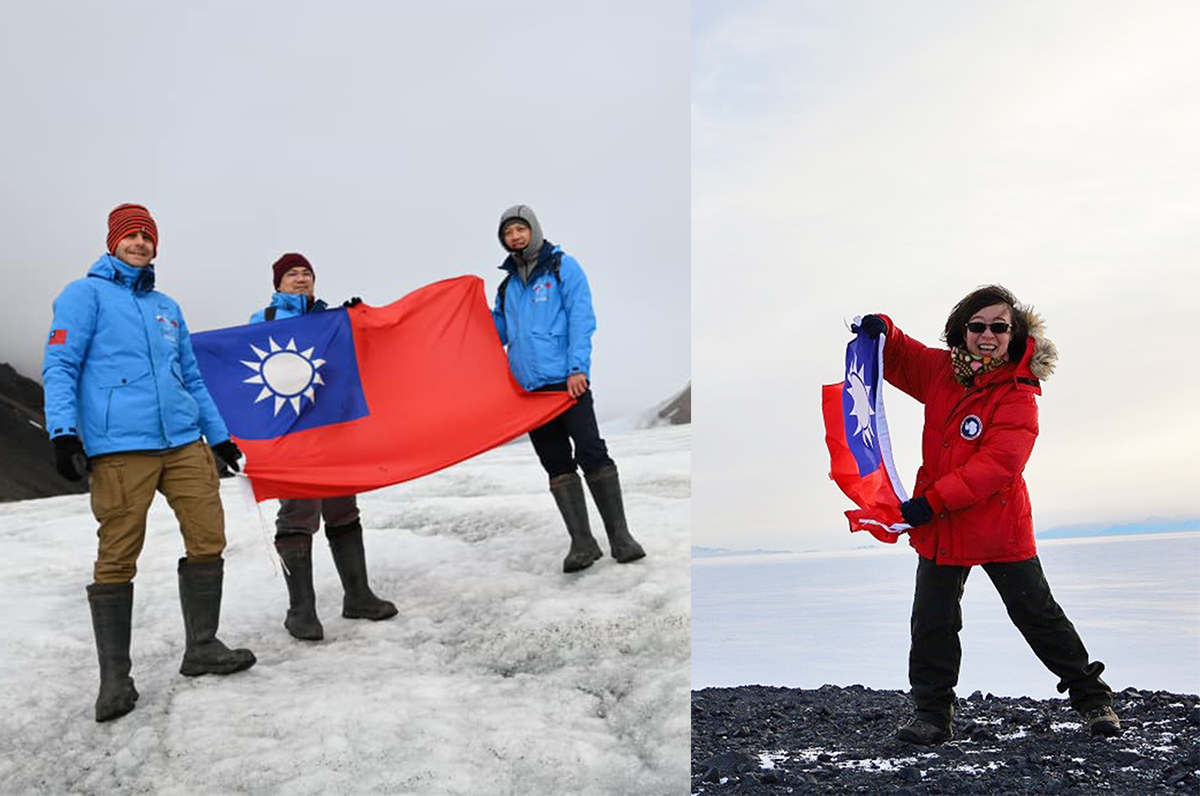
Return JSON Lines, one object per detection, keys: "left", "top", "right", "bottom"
{"left": 821, "top": 324, "right": 911, "bottom": 543}
{"left": 192, "top": 276, "right": 574, "bottom": 502}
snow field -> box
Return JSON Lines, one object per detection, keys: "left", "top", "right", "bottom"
{"left": 0, "top": 426, "right": 690, "bottom": 795}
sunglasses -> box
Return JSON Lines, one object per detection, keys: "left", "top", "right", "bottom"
{"left": 965, "top": 321, "right": 1012, "bottom": 335}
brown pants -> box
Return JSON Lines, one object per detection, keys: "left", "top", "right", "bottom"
{"left": 89, "top": 440, "right": 226, "bottom": 584}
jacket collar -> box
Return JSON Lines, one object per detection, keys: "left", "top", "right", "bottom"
{"left": 969, "top": 344, "right": 1041, "bottom": 395}
{"left": 1010, "top": 336, "right": 1043, "bottom": 394}
{"left": 498, "top": 240, "right": 558, "bottom": 276}
{"left": 86, "top": 253, "right": 156, "bottom": 294}
{"left": 268, "top": 292, "right": 326, "bottom": 314}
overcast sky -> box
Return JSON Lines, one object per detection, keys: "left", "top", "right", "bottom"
{"left": 0, "top": 1, "right": 689, "bottom": 422}
{"left": 693, "top": 1, "right": 1200, "bottom": 549}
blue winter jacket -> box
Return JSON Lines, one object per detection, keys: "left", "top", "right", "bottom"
{"left": 492, "top": 242, "right": 597, "bottom": 392}
{"left": 248, "top": 292, "right": 328, "bottom": 324}
{"left": 42, "top": 254, "right": 230, "bottom": 456}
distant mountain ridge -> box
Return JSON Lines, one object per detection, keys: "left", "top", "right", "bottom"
{"left": 693, "top": 518, "right": 1200, "bottom": 558}
{"left": 0, "top": 362, "right": 88, "bottom": 502}
{"left": 692, "top": 546, "right": 794, "bottom": 558}
{"left": 638, "top": 382, "right": 690, "bottom": 428}
{"left": 602, "top": 382, "right": 691, "bottom": 433}
{"left": 1035, "top": 516, "right": 1200, "bottom": 540}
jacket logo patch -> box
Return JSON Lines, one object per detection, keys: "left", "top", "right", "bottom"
{"left": 155, "top": 314, "right": 179, "bottom": 341}
{"left": 531, "top": 281, "right": 554, "bottom": 303}
{"left": 960, "top": 414, "right": 983, "bottom": 440}
{"left": 48, "top": 329, "right": 67, "bottom": 345}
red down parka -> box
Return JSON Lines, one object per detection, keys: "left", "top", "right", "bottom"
{"left": 878, "top": 309, "right": 1058, "bottom": 566}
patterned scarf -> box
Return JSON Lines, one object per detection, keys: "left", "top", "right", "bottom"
{"left": 951, "top": 346, "right": 1007, "bottom": 387}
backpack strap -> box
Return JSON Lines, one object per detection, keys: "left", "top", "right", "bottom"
{"left": 496, "top": 274, "right": 512, "bottom": 315}
{"left": 264, "top": 306, "right": 277, "bottom": 321}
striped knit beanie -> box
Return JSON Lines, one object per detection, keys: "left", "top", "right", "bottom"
{"left": 107, "top": 203, "right": 158, "bottom": 256}
{"left": 272, "top": 253, "right": 315, "bottom": 289}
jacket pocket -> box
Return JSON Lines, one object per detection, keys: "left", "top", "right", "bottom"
{"left": 89, "top": 456, "right": 129, "bottom": 522}
{"left": 95, "top": 367, "right": 152, "bottom": 434}
{"left": 530, "top": 331, "right": 567, "bottom": 379}
{"left": 169, "top": 361, "right": 201, "bottom": 431}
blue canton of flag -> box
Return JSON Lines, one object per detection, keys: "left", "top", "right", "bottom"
{"left": 842, "top": 331, "right": 883, "bottom": 478}
{"left": 192, "top": 310, "right": 368, "bottom": 440}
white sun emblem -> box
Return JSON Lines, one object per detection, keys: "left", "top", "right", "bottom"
{"left": 240, "top": 337, "right": 326, "bottom": 416}
{"left": 846, "top": 353, "right": 875, "bottom": 448}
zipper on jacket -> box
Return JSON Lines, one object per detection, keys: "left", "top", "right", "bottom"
{"left": 133, "top": 291, "right": 171, "bottom": 445}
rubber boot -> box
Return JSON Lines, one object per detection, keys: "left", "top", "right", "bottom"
{"left": 550, "top": 472, "right": 604, "bottom": 573}
{"left": 87, "top": 582, "right": 139, "bottom": 722}
{"left": 275, "top": 534, "right": 324, "bottom": 641}
{"left": 177, "top": 558, "right": 257, "bottom": 677}
{"left": 584, "top": 465, "right": 646, "bottom": 563}
{"left": 326, "top": 521, "right": 398, "bottom": 620}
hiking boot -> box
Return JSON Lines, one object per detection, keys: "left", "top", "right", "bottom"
{"left": 584, "top": 465, "right": 646, "bottom": 564}
{"left": 1083, "top": 705, "right": 1122, "bottom": 737}
{"left": 897, "top": 718, "right": 953, "bottom": 745}
{"left": 87, "top": 582, "right": 139, "bottom": 722}
{"left": 327, "top": 521, "right": 398, "bottom": 620}
{"left": 549, "top": 472, "right": 603, "bottom": 573}
{"left": 275, "top": 534, "right": 324, "bottom": 641}
{"left": 177, "top": 558, "right": 257, "bottom": 677}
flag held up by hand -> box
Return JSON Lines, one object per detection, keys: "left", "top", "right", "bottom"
{"left": 821, "top": 323, "right": 911, "bottom": 543}
{"left": 192, "top": 276, "right": 574, "bottom": 502}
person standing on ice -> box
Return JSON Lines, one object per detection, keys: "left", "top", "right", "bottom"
{"left": 42, "top": 203, "right": 256, "bottom": 723}
{"left": 491, "top": 204, "right": 645, "bottom": 573}
{"left": 249, "top": 253, "right": 397, "bottom": 640}
{"left": 854, "top": 285, "right": 1120, "bottom": 744}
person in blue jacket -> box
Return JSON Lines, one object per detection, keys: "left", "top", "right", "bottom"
{"left": 42, "top": 203, "right": 256, "bottom": 723}
{"left": 250, "top": 253, "right": 397, "bottom": 641}
{"left": 492, "top": 204, "right": 646, "bottom": 573}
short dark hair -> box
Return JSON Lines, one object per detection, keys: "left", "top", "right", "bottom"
{"left": 942, "top": 284, "right": 1028, "bottom": 362}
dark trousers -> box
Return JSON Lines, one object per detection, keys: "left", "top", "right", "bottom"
{"left": 528, "top": 386, "right": 614, "bottom": 478}
{"left": 909, "top": 554, "right": 1112, "bottom": 727}
{"left": 275, "top": 495, "right": 359, "bottom": 538}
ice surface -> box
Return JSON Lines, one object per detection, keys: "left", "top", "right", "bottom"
{"left": 0, "top": 426, "right": 690, "bottom": 795}
{"left": 693, "top": 532, "right": 1200, "bottom": 699}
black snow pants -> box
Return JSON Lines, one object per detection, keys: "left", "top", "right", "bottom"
{"left": 909, "top": 554, "right": 1113, "bottom": 728}
{"left": 528, "top": 385, "right": 614, "bottom": 478}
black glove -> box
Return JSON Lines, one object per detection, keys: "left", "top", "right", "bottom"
{"left": 852, "top": 314, "right": 887, "bottom": 339}
{"left": 900, "top": 496, "right": 934, "bottom": 527}
{"left": 212, "top": 440, "right": 242, "bottom": 473}
{"left": 52, "top": 435, "right": 89, "bottom": 481}
{"left": 342, "top": 297, "right": 363, "bottom": 308}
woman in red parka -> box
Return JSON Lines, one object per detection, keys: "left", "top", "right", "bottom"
{"left": 856, "top": 285, "right": 1119, "bottom": 745}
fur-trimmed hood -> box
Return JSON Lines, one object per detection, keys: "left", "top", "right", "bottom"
{"left": 1019, "top": 306, "right": 1057, "bottom": 382}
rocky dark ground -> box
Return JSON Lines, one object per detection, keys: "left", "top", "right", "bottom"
{"left": 693, "top": 684, "right": 1199, "bottom": 795}
{"left": 0, "top": 361, "right": 88, "bottom": 502}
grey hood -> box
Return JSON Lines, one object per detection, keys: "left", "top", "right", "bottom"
{"left": 498, "top": 204, "right": 545, "bottom": 264}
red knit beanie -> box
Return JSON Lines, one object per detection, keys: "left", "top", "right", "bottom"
{"left": 272, "top": 253, "right": 315, "bottom": 289}
{"left": 107, "top": 203, "right": 158, "bottom": 256}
